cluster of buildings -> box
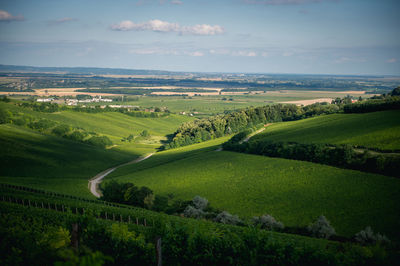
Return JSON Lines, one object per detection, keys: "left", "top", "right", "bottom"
{"left": 66, "top": 96, "right": 112, "bottom": 106}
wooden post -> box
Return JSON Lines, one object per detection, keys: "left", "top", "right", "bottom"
{"left": 128, "top": 216, "right": 131, "bottom": 224}
{"left": 28, "top": 200, "right": 31, "bottom": 207}
{"left": 156, "top": 237, "right": 162, "bottom": 266}
{"left": 82, "top": 208, "right": 85, "bottom": 215}
{"left": 105, "top": 212, "right": 108, "bottom": 220}
{"left": 71, "top": 223, "right": 79, "bottom": 250}
{"left": 136, "top": 218, "right": 139, "bottom": 225}
{"left": 42, "top": 202, "right": 44, "bottom": 208}
{"left": 144, "top": 219, "right": 147, "bottom": 227}
{"left": 35, "top": 201, "right": 38, "bottom": 208}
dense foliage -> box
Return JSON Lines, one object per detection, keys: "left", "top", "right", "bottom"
{"left": 2, "top": 186, "right": 399, "bottom": 265}
{"left": 343, "top": 95, "right": 400, "bottom": 113}
{"left": 165, "top": 103, "right": 339, "bottom": 149}
{"left": 224, "top": 137, "right": 400, "bottom": 177}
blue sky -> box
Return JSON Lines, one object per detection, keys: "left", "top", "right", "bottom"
{"left": 0, "top": 0, "right": 399, "bottom": 75}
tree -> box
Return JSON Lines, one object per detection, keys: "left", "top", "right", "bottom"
{"left": 140, "top": 130, "right": 150, "bottom": 138}
{"left": 52, "top": 124, "right": 71, "bottom": 136}
{"left": 252, "top": 214, "right": 284, "bottom": 231}
{"left": 307, "top": 215, "right": 336, "bottom": 239}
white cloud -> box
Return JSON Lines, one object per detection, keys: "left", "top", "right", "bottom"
{"left": 186, "top": 51, "right": 204, "bottom": 56}
{"left": 282, "top": 51, "right": 294, "bottom": 57}
{"left": 47, "top": 17, "right": 77, "bottom": 26}
{"left": 236, "top": 50, "right": 257, "bottom": 57}
{"left": 0, "top": 10, "right": 24, "bottom": 22}
{"left": 386, "top": 58, "right": 397, "bottom": 63}
{"left": 111, "top": 19, "right": 224, "bottom": 35}
{"left": 171, "top": 0, "right": 183, "bottom": 4}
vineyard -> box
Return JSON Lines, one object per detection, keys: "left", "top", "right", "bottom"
{"left": 1, "top": 182, "right": 399, "bottom": 265}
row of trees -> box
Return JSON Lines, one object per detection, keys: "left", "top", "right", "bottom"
{"left": 165, "top": 87, "right": 400, "bottom": 149}
{"left": 165, "top": 103, "right": 339, "bottom": 149}
{"left": 223, "top": 138, "right": 400, "bottom": 178}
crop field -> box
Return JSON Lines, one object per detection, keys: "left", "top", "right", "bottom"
{"left": 118, "top": 90, "right": 372, "bottom": 115}
{"left": 0, "top": 124, "right": 138, "bottom": 197}
{"left": 251, "top": 110, "right": 400, "bottom": 151}
{"left": 109, "top": 147, "right": 400, "bottom": 239}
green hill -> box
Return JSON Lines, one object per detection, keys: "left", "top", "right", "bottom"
{"left": 251, "top": 110, "right": 400, "bottom": 151}
{"left": 109, "top": 140, "right": 400, "bottom": 240}
{"left": 0, "top": 101, "right": 193, "bottom": 196}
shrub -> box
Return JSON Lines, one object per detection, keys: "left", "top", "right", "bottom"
{"left": 192, "top": 196, "right": 208, "bottom": 210}
{"left": 252, "top": 214, "right": 284, "bottom": 231}
{"left": 354, "top": 226, "right": 390, "bottom": 245}
{"left": 86, "top": 136, "right": 112, "bottom": 148}
{"left": 307, "top": 215, "right": 336, "bottom": 239}
{"left": 183, "top": 205, "right": 205, "bottom": 219}
{"left": 214, "top": 211, "right": 242, "bottom": 225}
{"left": 52, "top": 124, "right": 71, "bottom": 136}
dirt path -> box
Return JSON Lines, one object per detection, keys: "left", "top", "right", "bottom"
{"left": 240, "top": 123, "right": 272, "bottom": 144}
{"left": 88, "top": 153, "right": 154, "bottom": 198}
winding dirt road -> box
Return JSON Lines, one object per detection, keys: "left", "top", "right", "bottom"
{"left": 88, "top": 153, "right": 154, "bottom": 198}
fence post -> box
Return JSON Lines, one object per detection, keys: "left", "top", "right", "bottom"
{"left": 156, "top": 237, "right": 162, "bottom": 266}
{"left": 71, "top": 223, "right": 79, "bottom": 250}
{"left": 105, "top": 212, "right": 108, "bottom": 220}
{"left": 136, "top": 218, "right": 139, "bottom": 225}
{"left": 42, "top": 202, "right": 44, "bottom": 208}
{"left": 128, "top": 216, "right": 131, "bottom": 224}
{"left": 144, "top": 219, "right": 147, "bottom": 227}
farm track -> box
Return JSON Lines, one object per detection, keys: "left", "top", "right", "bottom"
{"left": 89, "top": 153, "right": 154, "bottom": 198}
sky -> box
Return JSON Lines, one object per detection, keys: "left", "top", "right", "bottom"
{"left": 0, "top": 0, "right": 399, "bottom": 75}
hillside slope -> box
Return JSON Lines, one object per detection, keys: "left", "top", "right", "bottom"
{"left": 109, "top": 142, "right": 400, "bottom": 239}
{"left": 251, "top": 110, "right": 400, "bottom": 151}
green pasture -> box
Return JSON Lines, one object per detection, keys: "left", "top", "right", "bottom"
{"left": 252, "top": 110, "right": 400, "bottom": 151}
{"left": 110, "top": 149, "right": 400, "bottom": 239}
{"left": 0, "top": 124, "right": 138, "bottom": 197}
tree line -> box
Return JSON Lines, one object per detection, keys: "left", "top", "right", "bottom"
{"left": 223, "top": 137, "right": 400, "bottom": 178}
{"left": 165, "top": 87, "right": 400, "bottom": 149}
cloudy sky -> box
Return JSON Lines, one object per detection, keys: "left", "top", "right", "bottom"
{"left": 0, "top": 0, "right": 399, "bottom": 75}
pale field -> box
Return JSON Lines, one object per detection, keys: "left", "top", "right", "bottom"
{"left": 279, "top": 98, "right": 334, "bottom": 106}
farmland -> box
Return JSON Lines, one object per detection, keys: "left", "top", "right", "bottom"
{"left": 109, "top": 145, "right": 400, "bottom": 240}
{"left": 0, "top": 69, "right": 399, "bottom": 264}
{"left": 251, "top": 110, "right": 400, "bottom": 151}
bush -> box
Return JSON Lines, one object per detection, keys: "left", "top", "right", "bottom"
{"left": 192, "top": 196, "right": 208, "bottom": 210}
{"left": 307, "top": 215, "right": 336, "bottom": 239}
{"left": 252, "top": 214, "right": 284, "bottom": 231}
{"left": 86, "top": 136, "right": 112, "bottom": 148}
{"left": 52, "top": 124, "right": 71, "bottom": 136}
{"left": 183, "top": 205, "right": 206, "bottom": 219}
{"left": 354, "top": 226, "right": 390, "bottom": 245}
{"left": 214, "top": 211, "right": 242, "bottom": 225}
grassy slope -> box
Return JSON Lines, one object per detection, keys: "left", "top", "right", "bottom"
{"left": 0, "top": 102, "right": 193, "bottom": 197}
{"left": 110, "top": 143, "right": 400, "bottom": 239}
{"left": 251, "top": 110, "right": 400, "bottom": 151}
{"left": 0, "top": 124, "right": 136, "bottom": 197}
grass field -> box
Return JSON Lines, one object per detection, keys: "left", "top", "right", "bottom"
{"left": 0, "top": 102, "right": 193, "bottom": 196}
{"left": 118, "top": 90, "right": 371, "bottom": 116}
{"left": 109, "top": 142, "right": 400, "bottom": 240}
{"left": 251, "top": 110, "right": 400, "bottom": 151}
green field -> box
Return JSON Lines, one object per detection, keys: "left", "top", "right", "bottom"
{"left": 109, "top": 142, "right": 400, "bottom": 239}
{"left": 0, "top": 102, "right": 194, "bottom": 196}
{"left": 119, "top": 90, "right": 370, "bottom": 116}
{"left": 252, "top": 110, "right": 400, "bottom": 151}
